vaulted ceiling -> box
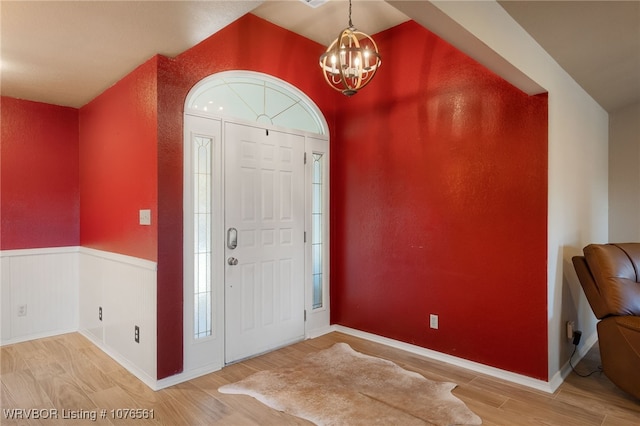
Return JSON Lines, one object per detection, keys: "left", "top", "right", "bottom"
{"left": 1, "top": 1, "right": 638, "bottom": 112}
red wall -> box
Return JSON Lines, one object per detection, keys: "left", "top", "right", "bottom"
{"left": 2, "top": 14, "right": 549, "bottom": 381}
{"left": 330, "top": 21, "right": 549, "bottom": 379}
{"left": 1, "top": 97, "right": 79, "bottom": 249}
{"left": 79, "top": 58, "right": 159, "bottom": 261}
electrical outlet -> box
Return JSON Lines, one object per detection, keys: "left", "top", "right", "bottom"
{"left": 429, "top": 314, "right": 439, "bottom": 329}
{"left": 134, "top": 325, "right": 140, "bottom": 343}
{"left": 17, "top": 304, "right": 27, "bottom": 317}
{"left": 566, "top": 321, "right": 574, "bottom": 340}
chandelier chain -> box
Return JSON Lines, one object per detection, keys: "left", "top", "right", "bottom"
{"left": 348, "top": 0, "right": 353, "bottom": 28}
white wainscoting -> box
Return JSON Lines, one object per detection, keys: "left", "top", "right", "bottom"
{"left": 0, "top": 247, "right": 79, "bottom": 345}
{"left": 0, "top": 246, "right": 158, "bottom": 389}
{"left": 78, "top": 248, "right": 157, "bottom": 386}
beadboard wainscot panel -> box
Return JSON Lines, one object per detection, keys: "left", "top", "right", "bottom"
{"left": 78, "top": 250, "right": 104, "bottom": 343}
{"left": 78, "top": 247, "right": 158, "bottom": 386}
{"left": 1, "top": 255, "right": 10, "bottom": 340}
{"left": 0, "top": 247, "right": 79, "bottom": 345}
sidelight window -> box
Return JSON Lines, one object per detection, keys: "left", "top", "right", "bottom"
{"left": 312, "top": 153, "right": 325, "bottom": 309}
{"left": 193, "top": 136, "right": 212, "bottom": 339}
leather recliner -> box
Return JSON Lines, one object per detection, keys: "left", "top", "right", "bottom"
{"left": 572, "top": 243, "right": 640, "bottom": 399}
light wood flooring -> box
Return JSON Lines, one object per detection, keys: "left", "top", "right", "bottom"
{"left": 1, "top": 332, "right": 638, "bottom": 425}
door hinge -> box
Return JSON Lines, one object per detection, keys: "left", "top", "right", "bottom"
{"left": 304, "top": 231, "right": 307, "bottom": 243}
{"left": 304, "top": 309, "right": 307, "bottom": 321}
{"left": 304, "top": 152, "right": 307, "bottom": 164}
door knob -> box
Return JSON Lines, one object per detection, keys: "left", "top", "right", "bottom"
{"left": 227, "top": 257, "right": 239, "bottom": 266}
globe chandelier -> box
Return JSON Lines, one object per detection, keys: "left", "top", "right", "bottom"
{"left": 319, "top": 0, "right": 382, "bottom": 96}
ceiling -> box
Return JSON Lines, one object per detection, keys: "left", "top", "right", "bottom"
{"left": 1, "top": 1, "right": 638, "bottom": 112}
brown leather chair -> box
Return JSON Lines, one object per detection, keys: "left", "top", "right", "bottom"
{"left": 572, "top": 243, "right": 640, "bottom": 399}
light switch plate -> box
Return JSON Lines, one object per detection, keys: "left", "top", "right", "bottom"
{"left": 139, "top": 209, "right": 151, "bottom": 225}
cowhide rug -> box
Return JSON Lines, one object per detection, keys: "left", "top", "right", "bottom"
{"left": 218, "top": 342, "right": 482, "bottom": 425}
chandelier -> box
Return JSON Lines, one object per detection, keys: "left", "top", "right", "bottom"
{"left": 319, "top": 0, "right": 381, "bottom": 96}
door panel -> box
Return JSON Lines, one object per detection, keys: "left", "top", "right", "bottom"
{"left": 225, "top": 122, "right": 305, "bottom": 363}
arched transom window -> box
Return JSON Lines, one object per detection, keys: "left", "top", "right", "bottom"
{"left": 186, "top": 71, "right": 326, "bottom": 135}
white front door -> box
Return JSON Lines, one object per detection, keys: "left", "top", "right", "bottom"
{"left": 224, "top": 122, "right": 305, "bottom": 363}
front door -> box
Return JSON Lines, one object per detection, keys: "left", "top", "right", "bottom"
{"left": 224, "top": 122, "right": 305, "bottom": 363}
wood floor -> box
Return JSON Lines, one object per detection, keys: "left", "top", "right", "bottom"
{"left": 1, "top": 332, "right": 638, "bottom": 425}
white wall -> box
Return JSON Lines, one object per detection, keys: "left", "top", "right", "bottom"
{"left": 1, "top": 247, "right": 79, "bottom": 344}
{"left": 609, "top": 102, "right": 640, "bottom": 242}
{"left": 393, "top": 1, "right": 609, "bottom": 385}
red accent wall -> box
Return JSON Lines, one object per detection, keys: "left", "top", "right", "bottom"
{"left": 1, "top": 97, "right": 79, "bottom": 249}
{"left": 330, "top": 21, "right": 549, "bottom": 379}
{"left": 79, "top": 58, "right": 159, "bottom": 261}
{"left": 2, "top": 14, "right": 549, "bottom": 381}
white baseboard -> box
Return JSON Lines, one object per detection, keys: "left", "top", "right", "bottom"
{"left": 0, "top": 328, "right": 78, "bottom": 347}
{"left": 332, "top": 325, "right": 560, "bottom": 394}
{"left": 79, "top": 330, "right": 158, "bottom": 390}
{"left": 549, "top": 330, "right": 598, "bottom": 391}
{"left": 306, "top": 325, "right": 334, "bottom": 340}
{"left": 155, "top": 363, "right": 223, "bottom": 390}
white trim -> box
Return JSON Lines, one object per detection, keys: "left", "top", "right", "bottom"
{"left": 0, "top": 247, "right": 156, "bottom": 272}
{"left": 332, "top": 325, "right": 585, "bottom": 394}
{"left": 549, "top": 330, "right": 599, "bottom": 391}
{"left": 79, "top": 247, "right": 157, "bottom": 271}
{"left": 155, "top": 362, "right": 223, "bottom": 391}
{"left": 79, "top": 330, "right": 158, "bottom": 391}
{"left": 0, "top": 246, "right": 80, "bottom": 258}
{"left": 1, "top": 328, "right": 78, "bottom": 347}
{"left": 305, "top": 325, "right": 334, "bottom": 340}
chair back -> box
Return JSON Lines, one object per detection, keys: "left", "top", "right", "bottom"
{"left": 572, "top": 243, "right": 640, "bottom": 318}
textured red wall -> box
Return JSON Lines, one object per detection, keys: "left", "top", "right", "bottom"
{"left": 330, "top": 21, "right": 549, "bottom": 379}
{"left": 2, "top": 13, "right": 549, "bottom": 381}
{"left": 79, "top": 58, "right": 158, "bottom": 261}
{"left": 1, "top": 97, "right": 79, "bottom": 249}
{"left": 155, "top": 57, "right": 184, "bottom": 379}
